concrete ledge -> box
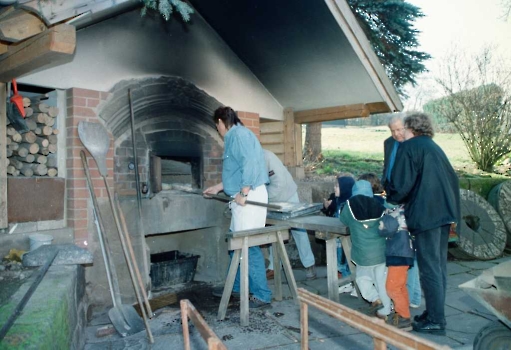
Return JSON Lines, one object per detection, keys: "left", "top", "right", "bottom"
{"left": 0, "top": 227, "right": 74, "bottom": 260}
{"left": 0, "top": 265, "right": 87, "bottom": 350}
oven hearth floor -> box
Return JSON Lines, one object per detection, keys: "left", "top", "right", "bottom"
{"left": 83, "top": 259, "right": 509, "bottom": 350}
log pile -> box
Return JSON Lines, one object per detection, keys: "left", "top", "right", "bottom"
{"left": 5, "top": 96, "right": 59, "bottom": 177}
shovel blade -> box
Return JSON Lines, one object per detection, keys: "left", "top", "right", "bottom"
{"left": 108, "top": 305, "right": 145, "bottom": 337}
{"left": 77, "top": 121, "right": 110, "bottom": 177}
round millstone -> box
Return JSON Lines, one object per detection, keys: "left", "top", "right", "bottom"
{"left": 487, "top": 181, "right": 511, "bottom": 247}
{"left": 449, "top": 189, "right": 507, "bottom": 260}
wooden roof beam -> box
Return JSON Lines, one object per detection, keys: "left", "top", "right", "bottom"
{"left": 294, "top": 103, "right": 370, "bottom": 124}
{"left": 294, "top": 102, "right": 391, "bottom": 124}
{"left": 0, "top": 8, "right": 47, "bottom": 43}
{"left": 18, "top": 0, "right": 135, "bottom": 26}
{"left": 0, "top": 24, "right": 76, "bottom": 83}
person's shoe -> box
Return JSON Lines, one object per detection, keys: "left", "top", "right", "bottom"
{"left": 350, "top": 289, "right": 358, "bottom": 297}
{"left": 412, "top": 319, "right": 446, "bottom": 336}
{"left": 248, "top": 296, "right": 271, "bottom": 309}
{"left": 388, "top": 313, "right": 412, "bottom": 331}
{"left": 361, "top": 299, "right": 382, "bottom": 315}
{"left": 338, "top": 282, "right": 354, "bottom": 294}
{"left": 266, "top": 269, "right": 274, "bottom": 280}
{"left": 409, "top": 302, "right": 421, "bottom": 309}
{"left": 375, "top": 311, "right": 388, "bottom": 321}
{"left": 413, "top": 310, "right": 428, "bottom": 323}
{"left": 212, "top": 286, "right": 240, "bottom": 299}
{"left": 305, "top": 265, "right": 317, "bottom": 280}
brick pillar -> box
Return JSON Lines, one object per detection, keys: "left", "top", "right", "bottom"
{"left": 66, "top": 88, "right": 113, "bottom": 248}
{"left": 237, "top": 111, "right": 260, "bottom": 139}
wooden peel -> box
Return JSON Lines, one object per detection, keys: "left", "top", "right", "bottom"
{"left": 169, "top": 184, "right": 282, "bottom": 210}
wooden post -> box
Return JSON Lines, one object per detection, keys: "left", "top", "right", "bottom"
{"left": 180, "top": 300, "right": 191, "bottom": 350}
{"left": 283, "top": 107, "right": 304, "bottom": 179}
{"left": 326, "top": 237, "right": 340, "bottom": 303}
{"left": 283, "top": 107, "right": 295, "bottom": 167}
{"left": 272, "top": 240, "right": 282, "bottom": 301}
{"left": 300, "top": 301, "right": 308, "bottom": 350}
{"left": 0, "top": 83, "right": 6, "bottom": 229}
{"left": 240, "top": 237, "right": 249, "bottom": 326}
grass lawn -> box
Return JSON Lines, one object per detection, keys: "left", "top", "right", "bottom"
{"left": 308, "top": 126, "right": 508, "bottom": 178}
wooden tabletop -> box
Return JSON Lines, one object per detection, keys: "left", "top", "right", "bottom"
{"left": 266, "top": 215, "right": 348, "bottom": 236}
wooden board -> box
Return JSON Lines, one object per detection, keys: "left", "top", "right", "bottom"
{"left": 7, "top": 177, "right": 65, "bottom": 222}
{"left": 294, "top": 103, "right": 369, "bottom": 124}
{"left": 266, "top": 202, "right": 322, "bottom": 220}
{"left": 0, "top": 9, "right": 47, "bottom": 42}
{"left": 0, "top": 24, "right": 76, "bottom": 82}
{"left": 267, "top": 215, "right": 347, "bottom": 235}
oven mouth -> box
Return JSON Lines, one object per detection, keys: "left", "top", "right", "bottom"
{"left": 150, "top": 154, "right": 202, "bottom": 194}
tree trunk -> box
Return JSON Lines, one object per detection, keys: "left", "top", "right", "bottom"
{"left": 303, "top": 123, "right": 322, "bottom": 163}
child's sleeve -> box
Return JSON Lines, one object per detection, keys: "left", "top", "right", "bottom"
{"left": 378, "top": 214, "right": 399, "bottom": 237}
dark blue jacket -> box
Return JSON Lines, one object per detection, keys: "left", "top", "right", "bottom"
{"left": 385, "top": 136, "right": 460, "bottom": 235}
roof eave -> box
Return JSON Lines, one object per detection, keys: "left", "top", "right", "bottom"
{"left": 325, "top": 0, "right": 403, "bottom": 112}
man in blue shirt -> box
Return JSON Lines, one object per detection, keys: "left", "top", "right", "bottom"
{"left": 204, "top": 107, "right": 272, "bottom": 309}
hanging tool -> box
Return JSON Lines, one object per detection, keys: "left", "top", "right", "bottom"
{"left": 127, "top": 89, "right": 151, "bottom": 297}
{"left": 115, "top": 194, "right": 154, "bottom": 342}
{"left": 6, "top": 80, "right": 29, "bottom": 133}
{"left": 80, "top": 150, "right": 145, "bottom": 337}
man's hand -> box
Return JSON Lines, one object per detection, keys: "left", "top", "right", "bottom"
{"left": 323, "top": 198, "right": 332, "bottom": 209}
{"left": 203, "top": 183, "right": 222, "bottom": 198}
{"left": 234, "top": 193, "right": 247, "bottom": 206}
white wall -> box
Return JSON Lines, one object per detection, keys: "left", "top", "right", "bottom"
{"left": 19, "top": 10, "right": 283, "bottom": 120}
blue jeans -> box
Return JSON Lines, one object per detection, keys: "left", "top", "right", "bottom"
{"left": 415, "top": 225, "right": 449, "bottom": 324}
{"left": 407, "top": 257, "right": 421, "bottom": 305}
{"left": 337, "top": 238, "right": 351, "bottom": 277}
{"left": 231, "top": 246, "right": 272, "bottom": 303}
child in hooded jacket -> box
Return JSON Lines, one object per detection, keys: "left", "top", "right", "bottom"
{"left": 339, "top": 180, "right": 392, "bottom": 318}
{"left": 378, "top": 204, "right": 415, "bottom": 330}
{"left": 322, "top": 173, "right": 355, "bottom": 283}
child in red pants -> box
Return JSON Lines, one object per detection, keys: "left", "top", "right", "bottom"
{"left": 378, "top": 205, "right": 415, "bottom": 330}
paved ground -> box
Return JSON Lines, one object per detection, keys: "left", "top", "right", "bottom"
{"left": 84, "top": 255, "right": 511, "bottom": 350}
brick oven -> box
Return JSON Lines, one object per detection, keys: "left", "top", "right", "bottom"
{"left": 66, "top": 76, "right": 262, "bottom": 305}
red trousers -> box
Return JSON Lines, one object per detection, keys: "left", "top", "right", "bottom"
{"left": 386, "top": 266, "right": 410, "bottom": 318}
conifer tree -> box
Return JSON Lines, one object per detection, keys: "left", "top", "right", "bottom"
{"left": 347, "top": 0, "right": 430, "bottom": 96}
{"left": 140, "top": 0, "right": 194, "bottom": 22}
{"left": 305, "top": 1, "right": 430, "bottom": 163}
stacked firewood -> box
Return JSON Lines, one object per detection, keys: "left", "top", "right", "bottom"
{"left": 5, "top": 96, "right": 59, "bottom": 177}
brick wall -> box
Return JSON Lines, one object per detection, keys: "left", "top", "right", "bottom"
{"left": 66, "top": 88, "right": 113, "bottom": 248}
{"left": 237, "top": 111, "right": 260, "bottom": 139}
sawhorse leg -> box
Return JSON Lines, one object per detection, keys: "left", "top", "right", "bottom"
{"left": 325, "top": 238, "right": 339, "bottom": 303}
{"left": 276, "top": 231, "right": 299, "bottom": 302}
{"left": 217, "top": 249, "right": 241, "bottom": 321}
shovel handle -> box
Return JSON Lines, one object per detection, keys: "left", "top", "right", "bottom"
{"left": 173, "top": 187, "right": 281, "bottom": 210}
{"left": 12, "top": 79, "right": 18, "bottom": 94}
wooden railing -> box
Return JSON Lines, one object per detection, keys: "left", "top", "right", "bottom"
{"left": 298, "top": 288, "right": 451, "bottom": 350}
{"left": 180, "top": 299, "right": 226, "bottom": 350}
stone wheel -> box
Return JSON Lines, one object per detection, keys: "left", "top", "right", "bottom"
{"left": 487, "top": 181, "right": 511, "bottom": 247}
{"left": 449, "top": 189, "right": 507, "bottom": 260}
{"left": 473, "top": 321, "right": 511, "bottom": 350}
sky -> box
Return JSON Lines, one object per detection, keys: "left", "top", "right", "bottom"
{"left": 402, "top": 0, "right": 511, "bottom": 110}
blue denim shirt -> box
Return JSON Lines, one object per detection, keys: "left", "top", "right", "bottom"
{"left": 222, "top": 125, "right": 269, "bottom": 196}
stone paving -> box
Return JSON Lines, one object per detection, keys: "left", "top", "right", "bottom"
{"left": 84, "top": 255, "right": 511, "bottom": 350}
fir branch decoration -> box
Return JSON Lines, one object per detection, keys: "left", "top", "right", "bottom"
{"left": 140, "top": 0, "right": 194, "bottom": 22}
